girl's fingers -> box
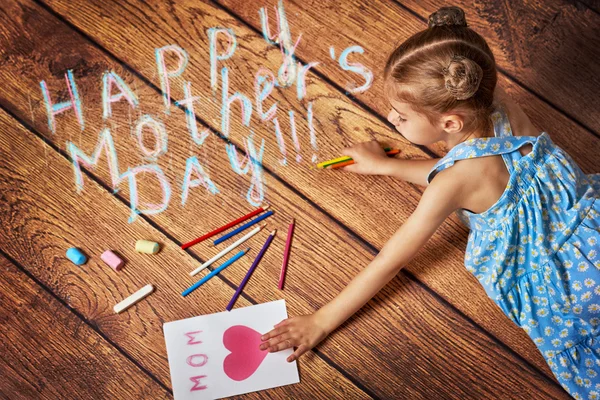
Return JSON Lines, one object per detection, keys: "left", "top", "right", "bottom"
{"left": 340, "top": 148, "right": 354, "bottom": 157}
{"left": 340, "top": 164, "right": 358, "bottom": 172}
{"left": 287, "top": 344, "right": 309, "bottom": 362}
{"left": 274, "top": 318, "right": 289, "bottom": 328}
{"left": 270, "top": 337, "right": 295, "bottom": 352}
{"left": 260, "top": 325, "right": 287, "bottom": 342}
{"left": 259, "top": 332, "right": 290, "bottom": 351}
{"left": 264, "top": 333, "right": 294, "bottom": 352}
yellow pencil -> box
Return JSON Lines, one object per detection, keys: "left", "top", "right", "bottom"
{"left": 316, "top": 155, "right": 354, "bottom": 168}
{"left": 317, "top": 147, "right": 397, "bottom": 169}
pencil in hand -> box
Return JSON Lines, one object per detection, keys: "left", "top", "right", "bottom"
{"left": 317, "top": 148, "right": 400, "bottom": 170}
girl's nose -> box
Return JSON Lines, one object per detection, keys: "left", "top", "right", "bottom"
{"left": 387, "top": 110, "right": 397, "bottom": 125}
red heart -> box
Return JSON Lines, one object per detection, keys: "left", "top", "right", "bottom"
{"left": 223, "top": 325, "right": 269, "bottom": 381}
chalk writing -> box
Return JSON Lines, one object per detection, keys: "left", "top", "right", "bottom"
{"left": 208, "top": 27, "right": 237, "bottom": 93}
{"left": 39, "top": 0, "right": 373, "bottom": 222}
{"left": 259, "top": 0, "right": 300, "bottom": 87}
{"left": 255, "top": 67, "right": 277, "bottom": 121}
{"left": 182, "top": 156, "right": 220, "bottom": 206}
{"left": 155, "top": 44, "right": 189, "bottom": 114}
{"left": 175, "top": 81, "right": 210, "bottom": 146}
{"left": 221, "top": 66, "right": 252, "bottom": 139}
{"left": 338, "top": 45, "right": 373, "bottom": 93}
{"left": 271, "top": 117, "right": 288, "bottom": 165}
{"left": 102, "top": 70, "right": 139, "bottom": 119}
{"left": 135, "top": 114, "right": 168, "bottom": 160}
{"left": 40, "top": 69, "right": 84, "bottom": 133}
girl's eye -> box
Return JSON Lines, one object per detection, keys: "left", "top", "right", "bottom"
{"left": 397, "top": 116, "right": 406, "bottom": 123}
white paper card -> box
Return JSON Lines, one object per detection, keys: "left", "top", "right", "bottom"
{"left": 164, "top": 300, "right": 300, "bottom": 399}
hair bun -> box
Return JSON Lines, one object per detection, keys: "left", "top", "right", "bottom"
{"left": 428, "top": 6, "right": 468, "bottom": 28}
{"left": 442, "top": 55, "right": 483, "bottom": 100}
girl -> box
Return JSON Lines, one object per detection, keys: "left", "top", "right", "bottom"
{"left": 259, "top": 6, "right": 600, "bottom": 397}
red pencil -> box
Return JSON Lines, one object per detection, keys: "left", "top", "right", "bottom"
{"left": 278, "top": 218, "right": 295, "bottom": 290}
{"left": 181, "top": 205, "right": 270, "bottom": 250}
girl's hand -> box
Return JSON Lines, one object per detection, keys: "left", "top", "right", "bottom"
{"left": 259, "top": 313, "right": 330, "bottom": 362}
{"left": 338, "top": 140, "right": 390, "bottom": 175}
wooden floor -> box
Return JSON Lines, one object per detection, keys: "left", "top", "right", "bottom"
{"left": 1, "top": 0, "right": 599, "bottom": 398}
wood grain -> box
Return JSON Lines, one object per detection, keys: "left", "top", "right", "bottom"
{"left": 399, "top": 0, "right": 600, "bottom": 132}
{"left": 0, "top": 252, "right": 172, "bottom": 400}
{"left": 0, "top": 107, "right": 372, "bottom": 398}
{"left": 28, "top": 0, "right": 599, "bottom": 381}
{"left": 0, "top": 0, "right": 591, "bottom": 398}
{"left": 217, "top": 0, "right": 600, "bottom": 134}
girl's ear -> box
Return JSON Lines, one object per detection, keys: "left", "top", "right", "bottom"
{"left": 441, "top": 114, "right": 464, "bottom": 134}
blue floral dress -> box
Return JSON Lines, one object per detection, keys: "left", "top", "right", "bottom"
{"left": 426, "top": 105, "right": 600, "bottom": 399}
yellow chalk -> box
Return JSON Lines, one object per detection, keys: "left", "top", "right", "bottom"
{"left": 135, "top": 240, "right": 160, "bottom": 254}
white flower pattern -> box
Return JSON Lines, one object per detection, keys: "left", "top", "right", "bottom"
{"left": 426, "top": 106, "right": 600, "bottom": 399}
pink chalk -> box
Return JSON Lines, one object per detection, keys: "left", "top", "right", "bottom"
{"left": 101, "top": 250, "right": 124, "bottom": 271}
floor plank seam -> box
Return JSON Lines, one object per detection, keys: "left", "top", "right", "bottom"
{"left": 0, "top": 246, "right": 174, "bottom": 396}
{"left": 18, "top": 0, "right": 573, "bottom": 391}
{"left": 0, "top": 101, "right": 380, "bottom": 399}
{"left": 0, "top": 89, "right": 563, "bottom": 395}
{"left": 209, "top": 0, "right": 441, "bottom": 160}
{"left": 388, "top": 0, "right": 600, "bottom": 140}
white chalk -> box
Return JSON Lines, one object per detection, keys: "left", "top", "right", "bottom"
{"left": 114, "top": 284, "right": 155, "bottom": 314}
{"left": 189, "top": 224, "right": 266, "bottom": 277}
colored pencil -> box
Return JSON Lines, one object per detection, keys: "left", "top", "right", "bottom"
{"left": 182, "top": 248, "right": 249, "bottom": 297}
{"left": 190, "top": 224, "right": 266, "bottom": 277}
{"left": 181, "top": 205, "right": 270, "bottom": 249}
{"left": 278, "top": 218, "right": 295, "bottom": 290}
{"left": 226, "top": 230, "right": 277, "bottom": 311}
{"left": 213, "top": 210, "right": 274, "bottom": 246}
{"left": 326, "top": 149, "right": 401, "bottom": 169}
{"left": 316, "top": 147, "right": 398, "bottom": 169}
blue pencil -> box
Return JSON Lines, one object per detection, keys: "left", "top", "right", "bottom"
{"left": 213, "top": 210, "right": 274, "bottom": 246}
{"left": 182, "top": 248, "right": 250, "bottom": 297}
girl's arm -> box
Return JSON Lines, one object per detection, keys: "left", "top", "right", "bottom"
{"left": 338, "top": 140, "right": 440, "bottom": 186}
{"left": 377, "top": 157, "right": 441, "bottom": 187}
{"left": 259, "top": 166, "right": 462, "bottom": 361}
{"left": 315, "top": 165, "right": 459, "bottom": 333}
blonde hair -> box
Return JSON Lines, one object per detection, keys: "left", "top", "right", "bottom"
{"left": 384, "top": 6, "right": 497, "bottom": 137}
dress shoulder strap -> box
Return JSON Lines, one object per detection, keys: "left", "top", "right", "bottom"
{"left": 492, "top": 105, "right": 526, "bottom": 175}
{"left": 426, "top": 106, "right": 537, "bottom": 184}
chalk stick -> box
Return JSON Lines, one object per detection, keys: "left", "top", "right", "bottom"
{"left": 135, "top": 240, "right": 160, "bottom": 254}
{"left": 66, "top": 247, "right": 87, "bottom": 265}
{"left": 114, "top": 284, "right": 155, "bottom": 314}
{"left": 101, "top": 250, "right": 124, "bottom": 271}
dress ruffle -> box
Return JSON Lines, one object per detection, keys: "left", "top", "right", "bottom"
{"left": 429, "top": 104, "right": 600, "bottom": 398}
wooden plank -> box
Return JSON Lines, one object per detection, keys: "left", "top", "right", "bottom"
{"left": 216, "top": 0, "right": 600, "bottom": 135}
{"left": 395, "top": 0, "right": 600, "bottom": 133}
{"left": 0, "top": 0, "right": 570, "bottom": 397}
{"left": 0, "top": 252, "right": 172, "bottom": 399}
{"left": 578, "top": 1, "right": 600, "bottom": 14}
{"left": 31, "top": 0, "right": 600, "bottom": 382}
{"left": 0, "top": 109, "right": 368, "bottom": 398}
